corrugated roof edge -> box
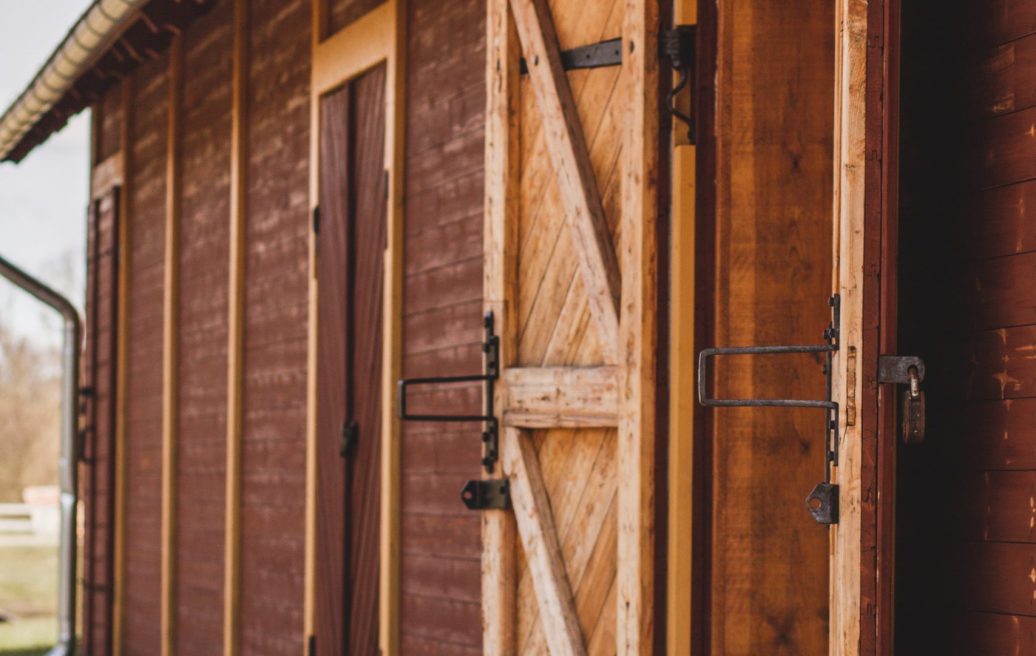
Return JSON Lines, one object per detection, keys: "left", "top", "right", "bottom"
{"left": 0, "top": 0, "right": 214, "bottom": 164}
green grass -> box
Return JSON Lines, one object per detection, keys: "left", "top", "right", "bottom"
{"left": 0, "top": 545, "right": 57, "bottom": 655}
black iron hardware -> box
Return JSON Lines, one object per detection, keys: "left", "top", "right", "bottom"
{"left": 520, "top": 37, "right": 622, "bottom": 75}
{"left": 461, "top": 479, "right": 511, "bottom": 510}
{"left": 340, "top": 419, "right": 358, "bottom": 458}
{"left": 698, "top": 295, "right": 841, "bottom": 525}
{"left": 398, "top": 312, "right": 500, "bottom": 479}
{"left": 662, "top": 25, "right": 696, "bottom": 143}
{"left": 878, "top": 355, "right": 927, "bottom": 444}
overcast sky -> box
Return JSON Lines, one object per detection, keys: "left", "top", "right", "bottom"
{"left": 0, "top": 1, "right": 93, "bottom": 347}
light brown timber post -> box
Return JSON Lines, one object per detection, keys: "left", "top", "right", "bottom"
{"left": 160, "top": 33, "right": 183, "bottom": 656}
{"left": 224, "top": 0, "right": 249, "bottom": 653}
{"left": 483, "top": 0, "right": 519, "bottom": 651}
{"left": 831, "top": 0, "right": 868, "bottom": 654}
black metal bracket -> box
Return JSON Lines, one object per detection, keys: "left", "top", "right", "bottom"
{"left": 698, "top": 295, "right": 841, "bottom": 525}
{"left": 461, "top": 479, "right": 511, "bottom": 510}
{"left": 877, "top": 355, "right": 925, "bottom": 385}
{"left": 520, "top": 37, "right": 622, "bottom": 75}
{"left": 398, "top": 312, "right": 500, "bottom": 475}
{"left": 662, "top": 25, "right": 696, "bottom": 143}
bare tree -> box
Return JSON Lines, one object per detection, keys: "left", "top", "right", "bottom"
{"left": 0, "top": 316, "right": 60, "bottom": 501}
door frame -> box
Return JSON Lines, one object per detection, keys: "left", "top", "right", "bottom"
{"left": 303, "top": 3, "right": 406, "bottom": 654}
{"left": 831, "top": 0, "right": 899, "bottom": 654}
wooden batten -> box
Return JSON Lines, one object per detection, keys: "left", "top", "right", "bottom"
{"left": 503, "top": 366, "right": 619, "bottom": 429}
{"left": 618, "top": 0, "right": 659, "bottom": 651}
{"left": 667, "top": 1, "right": 697, "bottom": 651}
{"left": 91, "top": 152, "right": 124, "bottom": 202}
{"left": 111, "top": 75, "right": 133, "bottom": 656}
{"left": 483, "top": 0, "right": 520, "bottom": 651}
{"left": 303, "top": 2, "right": 403, "bottom": 653}
{"left": 223, "top": 1, "right": 248, "bottom": 654}
{"left": 160, "top": 34, "right": 183, "bottom": 656}
{"left": 831, "top": 0, "right": 869, "bottom": 654}
{"left": 379, "top": 1, "right": 406, "bottom": 653}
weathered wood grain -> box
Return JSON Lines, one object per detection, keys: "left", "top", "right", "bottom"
{"left": 504, "top": 366, "right": 618, "bottom": 428}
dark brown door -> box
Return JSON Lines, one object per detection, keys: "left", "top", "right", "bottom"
{"left": 315, "top": 64, "right": 387, "bottom": 656}
{"left": 895, "top": 3, "right": 1036, "bottom": 653}
{"left": 82, "top": 187, "right": 120, "bottom": 656}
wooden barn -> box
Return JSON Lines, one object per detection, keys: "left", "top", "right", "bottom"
{"left": 1, "top": 0, "right": 1033, "bottom": 654}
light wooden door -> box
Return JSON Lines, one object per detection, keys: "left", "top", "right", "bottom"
{"left": 482, "top": 0, "right": 658, "bottom": 653}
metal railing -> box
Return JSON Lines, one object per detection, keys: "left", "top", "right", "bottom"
{"left": 0, "top": 254, "right": 81, "bottom": 656}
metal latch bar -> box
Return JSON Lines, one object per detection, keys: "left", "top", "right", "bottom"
{"left": 397, "top": 312, "right": 500, "bottom": 475}
{"left": 697, "top": 295, "right": 841, "bottom": 525}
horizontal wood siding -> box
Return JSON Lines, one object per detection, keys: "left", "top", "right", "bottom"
{"left": 173, "top": 1, "right": 233, "bottom": 654}
{"left": 400, "top": 0, "right": 485, "bottom": 652}
{"left": 123, "top": 52, "right": 169, "bottom": 656}
{"left": 238, "top": 0, "right": 311, "bottom": 653}
{"left": 96, "top": 86, "right": 123, "bottom": 164}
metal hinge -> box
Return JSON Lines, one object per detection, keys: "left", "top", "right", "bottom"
{"left": 461, "top": 479, "right": 511, "bottom": 510}
{"left": 398, "top": 313, "right": 502, "bottom": 509}
{"left": 699, "top": 295, "right": 841, "bottom": 525}
{"left": 662, "top": 24, "right": 696, "bottom": 143}
{"left": 519, "top": 37, "right": 622, "bottom": 74}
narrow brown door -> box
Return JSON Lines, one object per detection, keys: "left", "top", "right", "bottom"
{"left": 82, "top": 187, "right": 120, "bottom": 656}
{"left": 895, "top": 3, "right": 1036, "bottom": 653}
{"left": 315, "top": 64, "right": 386, "bottom": 656}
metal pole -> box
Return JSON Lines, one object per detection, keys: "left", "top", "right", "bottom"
{"left": 0, "top": 254, "right": 81, "bottom": 656}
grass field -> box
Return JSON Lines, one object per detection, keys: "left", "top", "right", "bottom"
{"left": 0, "top": 544, "right": 57, "bottom": 656}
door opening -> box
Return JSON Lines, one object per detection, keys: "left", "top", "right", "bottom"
{"left": 896, "top": 3, "right": 1036, "bottom": 653}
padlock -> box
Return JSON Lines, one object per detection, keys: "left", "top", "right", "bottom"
{"left": 901, "top": 367, "right": 925, "bottom": 444}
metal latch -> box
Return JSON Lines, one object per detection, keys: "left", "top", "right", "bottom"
{"left": 878, "top": 355, "right": 926, "bottom": 444}
{"left": 662, "top": 25, "right": 696, "bottom": 143}
{"left": 398, "top": 313, "right": 502, "bottom": 510}
{"left": 519, "top": 37, "right": 622, "bottom": 74}
{"left": 461, "top": 479, "right": 511, "bottom": 510}
{"left": 698, "top": 295, "right": 841, "bottom": 525}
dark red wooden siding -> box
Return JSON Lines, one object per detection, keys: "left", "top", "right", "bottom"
{"left": 400, "top": 0, "right": 486, "bottom": 653}
{"left": 897, "top": 2, "right": 1036, "bottom": 652}
{"left": 95, "top": 85, "right": 123, "bottom": 164}
{"left": 173, "top": 1, "right": 233, "bottom": 653}
{"left": 122, "top": 52, "right": 169, "bottom": 656}
{"left": 82, "top": 186, "right": 119, "bottom": 656}
{"left": 238, "top": 0, "right": 311, "bottom": 652}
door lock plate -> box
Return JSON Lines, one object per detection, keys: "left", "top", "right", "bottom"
{"left": 461, "top": 479, "right": 511, "bottom": 511}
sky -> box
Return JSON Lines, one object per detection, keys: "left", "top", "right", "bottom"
{"left": 0, "top": 1, "right": 94, "bottom": 347}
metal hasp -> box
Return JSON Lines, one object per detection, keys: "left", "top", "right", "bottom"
{"left": 698, "top": 294, "right": 841, "bottom": 525}
{"left": 878, "top": 355, "right": 927, "bottom": 444}
{"left": 398, "top": 312, "right": 501, "bottom": 510}
{"left": 519, "top": 37, "right": 622, "bottom": 75}
{"left": 461, "top": 479, "right": 511, "bottom": 511}
{"left": 0, "top": 255, "right": 82, "bottom": 656}
{"left": 662, "top": 25, "right": 696, "bottom": 143}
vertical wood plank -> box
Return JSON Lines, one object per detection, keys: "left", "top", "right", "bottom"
{"left": 160, "top": 34, "right": 183, "bottom": 656}
{"left": 618, "top": 0, "right": 658, "bottom": 652}
{"left": 484, "top": 0, "right": 520, "bottom": 652}
{"left": 667, "top": 6, "right": 697, "bottom": 655}
{"left": 832, "top": 0, "right": 868, "bottom": 654}
{"left": 223, "top": 1, "right": 248, "bottom": 654}
{"left": 508, "top": 0, "right": 622, "bottom": 361}
{"left": 112, "top": 76, "right": 132, "bottom": 656}
{"left": 379, "top": 1, "right": 405, "bottom": 654}
{"left": 304, "top": 1, "right": 322, "bottom": 651}
{"left": 503, "top": 427, "right": 587, "bottom": 656}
